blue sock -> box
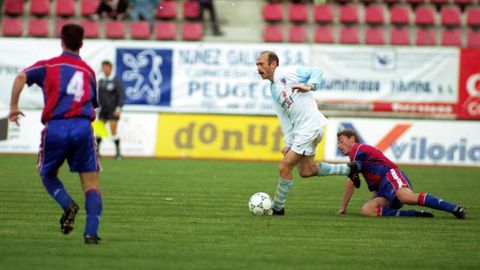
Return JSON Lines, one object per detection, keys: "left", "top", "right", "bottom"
{"left": 379, "top": 206, "right": 417, "bottom": 217}
{"left": 42, "top": 175, "right": 72, "bottom": 210}
{"left": 272, "top": 178, "right": 293, "bottom": 211}
{"left": 85, "top": 189, "right": 102, "bottom": 236}
{"left": 418, "top": 192, "right": 456, "bottom": 213}
{"left": 317, "top": 162, "right": 350, "bottom": 176}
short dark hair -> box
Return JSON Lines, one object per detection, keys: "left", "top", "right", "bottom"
{"left": 260, "top": 51, "right": 279, "bottom": 66}
{"left": 101, "top": 60, "right": 113, "bottom": 67}
{"left": 61, "top": 24, "right": 84, "bottom": 51}
{"left": 337, "top": 129, "right": 360, "bottom": 143}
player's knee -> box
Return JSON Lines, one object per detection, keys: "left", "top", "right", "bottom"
{"left": 360, "top": 205, "right": 377, "bottom": 217}
{"left": 396, "top": 188, "right": 418, "bottom": 205}
{"left": 278, "top": 162, "right": 290, "bottom": 175}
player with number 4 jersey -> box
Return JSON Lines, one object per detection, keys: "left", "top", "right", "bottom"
{"left": 8, "top": 24, "right": 103, "bottom": 244}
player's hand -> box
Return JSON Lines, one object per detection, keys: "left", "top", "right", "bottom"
{"left": 292, "top": 84, "right": 314, "bottom": 93}
{"left": 8, "top": 110, "right": 25, "bottom": 127}
{"left": 337, "top": 209, "right": 347, "bottom": 215}
{"left": 281, "top": 147, "right": 291, "bottom": 156}
{"left": 113, "top": 110, "right": 121, "bottom": 118}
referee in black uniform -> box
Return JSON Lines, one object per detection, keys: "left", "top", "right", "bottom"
{"left": 96, "top": 60, "right": 125, "bottom": 160}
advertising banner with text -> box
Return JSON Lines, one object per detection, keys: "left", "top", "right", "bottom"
{"left": 155, "top": 113, "right": 326, "bottom": 161}
{"left": 324, "top": 118, "right": 480, "bottom": 167}
{"left": 458, "top": 48, "right": 480, "bottom": 119}
{"left": 311, "top": 46, "right": 459, "bottom": 117}
{"left": 0, "top": 38, "right": 478, "bottom": 119}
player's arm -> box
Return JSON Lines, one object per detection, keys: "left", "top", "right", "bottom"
{"left": 114, "top": 78, "right": 125, "bottom": 116}
{"left": 292, "top": 67, "right": 323, "bottom": 93}
{"left": 337, "top": 178, "right": 355, "bottom": 215}
{"left": 8, "top": 71, "right": 27, "bottom": 126}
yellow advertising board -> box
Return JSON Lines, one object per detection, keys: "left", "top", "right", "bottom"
{"left": 155, "top": 114, "right": 326, "bottom": 161}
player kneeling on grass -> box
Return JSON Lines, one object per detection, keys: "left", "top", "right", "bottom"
{"left": 336, "top": 129, "right": 466, "bottom": 219}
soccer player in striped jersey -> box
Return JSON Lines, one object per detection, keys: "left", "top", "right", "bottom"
{"left": 256, "top": 51, "right": 360, "bottom": 215}
{"left": 8, "top": 24, "right": 103, "bottom": 243}
{"left": 336, "top": 129, "right": 466, "bottom": 219}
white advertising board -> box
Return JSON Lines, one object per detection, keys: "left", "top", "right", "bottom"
{"left": 324, "top": 118, "right": 480, "bottom": 167}
{"left": 0, "top": 110, "right": 158, "bottom": 157}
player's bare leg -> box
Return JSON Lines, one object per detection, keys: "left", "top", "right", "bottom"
{"left": 361, "top": 196, "right": 433, "bottom": 218}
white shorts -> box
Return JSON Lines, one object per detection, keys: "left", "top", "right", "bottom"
{"left": 291, "top": 129, "right": 324, "bottom": 156}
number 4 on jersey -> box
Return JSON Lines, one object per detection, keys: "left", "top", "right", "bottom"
{"left": 66, "top": 71, "right": 85, "bottom": 102}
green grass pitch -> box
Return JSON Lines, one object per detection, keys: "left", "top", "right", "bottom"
{"left": 0, "top": 155, "right": 479, "bottom": 269}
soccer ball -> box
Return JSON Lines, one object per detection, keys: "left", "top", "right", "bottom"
{"left": 248, "top": 192, "right": 273, "bottom": 216}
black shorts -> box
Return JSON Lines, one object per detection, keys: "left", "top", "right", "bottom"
{"left": 99, "top": 107, "right": 120, "bottom": 121}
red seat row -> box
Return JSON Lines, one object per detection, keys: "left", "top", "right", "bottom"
{"left": 3, "top": 0, "right": 200, "bottom": 20}
{"left": 1, "top": 18, "right": 203, "bottom": 41}
{"left": 263, "top": 2, "right": 480, "bottom": 27}
{"left": 263, "top": 24, "right": 480, "bottom": 47}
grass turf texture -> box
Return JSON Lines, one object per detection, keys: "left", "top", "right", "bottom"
{"left": 0, "top": 155, "right": 479, "bottom": 269}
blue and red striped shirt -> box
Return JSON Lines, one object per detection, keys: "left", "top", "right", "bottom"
{"left": 24, "top": 51, "right": 98, "bottom": 124}
{"left": 349, "top": 143, "right": 399, "bottom": 191}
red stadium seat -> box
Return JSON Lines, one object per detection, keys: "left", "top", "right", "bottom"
{"left": 262, "top": 2, "right": 283, "bottom": 22}
{"left": 365, "top": 26, "right": 386, "bottom": 44}
{"left": 263, "top": 24, "right": 284, "bottom": 42}
{"left": 288, "top": 25, "right": 308, "bottom": 43}
{"left": 81, "top": 0, "right": 100, "bottom": 17}
{"left": 440, "top": 6, "right": 461, "bottom": 27}
{"left": 130, "top": 21, "right": 151, "bottom": 39}
{"left": 183, "top": 0, "right": 200, "bottom": 20}
{"left": 313, "top": 4, "right": 334, "bottom": 24}
{"left": 105, "top": 20, "right": 126, "bottom": 39}
{"left": 30, "top": 0, "right": 51, "bottom": 17}
{"left": 182, "top": 22, "right": 203, "bottom": 41}
{"left": 55, "top": 18, "right": 74, "bottom": 37}
{"left": 441, "top": 28, "right": 463, "bottom": 46}
{"left": 339, "top": 4, "right": 359, "bottom": 24}
{"left": 339, "top": 25, "right": 360, "bottom": 44}
{"left": 414, "top": 6, "right": 436, "bottom": 26}
{"left": 415, "top": 27, "right": 437, "bottom": 45}
{"left": 155, "top": 1, "right": 177, "bottom": 20}
{"left": 28, "top": 18, "right": 49, "bottom": 37}
{"left": 288, "top": 2, "right": 308, "bottom": 23}
{"left": 55, "top": 0, "right": 75, "bottom": 17}
{"left": 3, "top": 0, "right": 24, "bottom": 16}
{"left": 155, "top": 21, "right": 176, "bottom": 40}
{"left": 365, "top": 5, "right": 385, "bottom": 25}
{"left": 466, "top": 29, "right": 480, "bottom": 48}
{"left": 2, "top": 17, "right": 23, "bottom": 36}
{"left": 314, "top": 25, "right": 334, "bottom": 43}
{"left": 390, "top": 6, "right": 411, "bottom": 26}
{"left": 466, "top": 7, "right": 480, "bottom": 27}
{"left": 81, "top": 19, "right": 100, "bottom": 38}
{"left": 390, "top": 26, "right": 411, "bottom": 45}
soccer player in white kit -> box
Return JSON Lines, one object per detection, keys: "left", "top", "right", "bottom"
{"left": 256, "top": 51, "right": 359, "bottom": 215}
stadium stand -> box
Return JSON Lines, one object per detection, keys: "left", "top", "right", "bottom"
{"left": 1, "top": 0, "right": 480, "bottom": 48}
